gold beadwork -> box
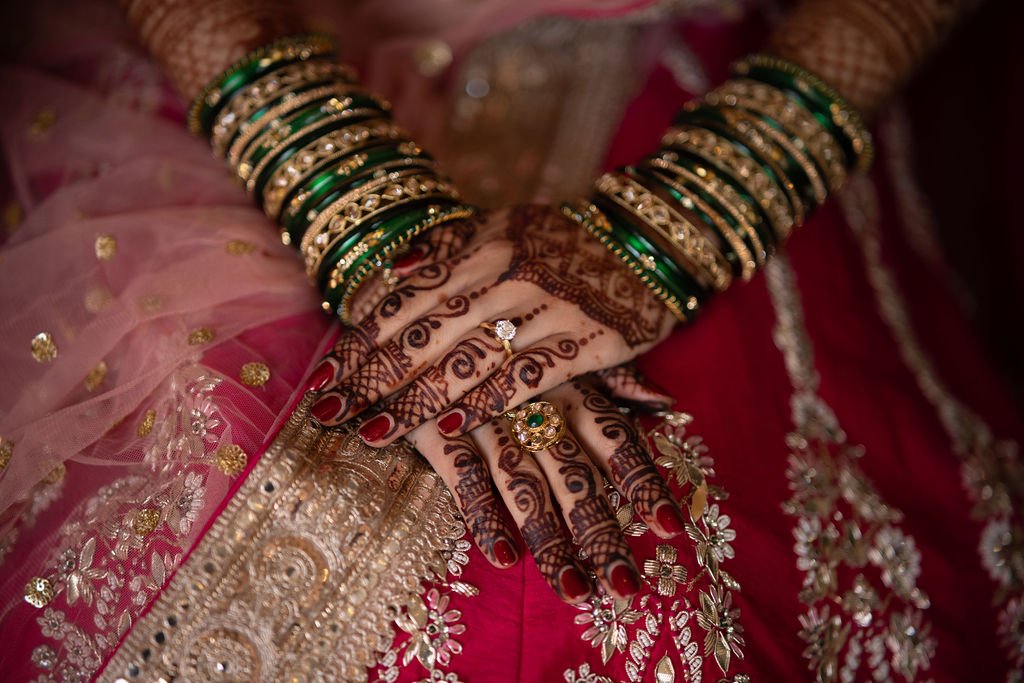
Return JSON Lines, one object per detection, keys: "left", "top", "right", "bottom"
{"left": 94, "top": 234, "right": 117, "bottom": 260}
{"left": 84, "top": 361, "right": 108, "bottom": 392}
{"left": 239, "top": 362, "right": 271, "bottom": 388}
{"left": 0, "top": 439, "right": 12, "bottom": 471}
{"left": 31, "top": 332, "right": 58, "bottom": 363}
{"left": 23, "top": 577, "right": 55, "bottom": 608}
{"left": 133, "top": 508, "right": 162, "bottom": 536}
{"left": 43, "top": 462, "right": 66, "bottom": 485}
{"left": 214, "top": 444, "right": 248, "bottom": 476}
{"left": 187, "top": 328, "right": 215, "bottom": 346}
{"left": 137, "top": 409, "right": 156, "bottom": 437}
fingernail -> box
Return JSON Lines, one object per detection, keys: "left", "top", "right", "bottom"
{"left": 655, "top": 502, "right": 687, "bottom": 537}
{"left": 358, "top": 413, "right": 394, "bottom": 443}
{"left": 394, "top": 248, "right": 424, "bottom": 271}
{"left": 310, "top": 395, "right": 343, "bottom": 423}
{"left": 493, "top": 539, "right": 518, "bottom": 567}
{"left": 611, "top": 564, "right": 640, "bottom": 597}
{"left": 559, "top": 567, "right": 591, "bottom": 601}
{"left": 305, "top": 360, "right": 336, "bottom": 392}
{"left": 437, "top": 410, "right": 464, "bottom": 435}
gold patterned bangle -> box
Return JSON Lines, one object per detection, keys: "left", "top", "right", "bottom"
{"left": 225, "top": 84, "right": 361, "bottom": 169}
{"left": 717, "top": 106, "right": 827, "bottom": 209}
{"left": 662, "top": 126, "right": 796, "bottom": 241}
{"left": 707, "top": 79, "right": 847, "bottom": 192}
{"left": 282, "top": 153, "right": 436, "bottom": 233}
{"left": 647, "top": 154, "right": 768, "bottom": 265}
{"left": 210, "top": 61, "right": 354, "bottom": 158}
{"left": 301, "top": 172, "right": 459, "bottom": 278}
{"left": 643, "top": 167, "right": 758, "bottom": 281}
{"left": 261, "top": 119, "right": 406, "bottom": 219}
{"left": 563, "top": 201, "right": 689, "bottom": 323}
{"left": 239, "top": 95, "right": 388, "bottom": 187}
{"left": 189, "top": 34, "right": 340, "bottom": 135}
{"left": 336, "top": 205, "right": 477, "bottom": 325}
{"left": 595, "top": 173, "right": 732, "bottom": 292}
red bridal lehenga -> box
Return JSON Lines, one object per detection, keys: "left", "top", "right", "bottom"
{"left": 1, "top": 1, "right": 1021, "bottom": 682}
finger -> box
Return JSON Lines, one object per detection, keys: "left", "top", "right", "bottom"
{"left": 405, "top": 422, "right": 519, "bottom": 569}
{"left": 435, "top": 332, "right": 593, "bottom": 437}
{"left": 592, "top": 364, "right": 674, "bottom": 412}
{"left": 551, "top": 379, "right": 686, "bottom": 539}
{"left": 474, "top": 418, "right": 593, "bottom": 603}
{"left": 534, "top": 424, "right": 641, "bottom": 600}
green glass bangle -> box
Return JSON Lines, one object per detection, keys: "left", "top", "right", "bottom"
{"left": 189, "top": 34, "right": 337, "bottom": 137}
{"left": 283, "top": 152, "right": 437, "bottom": 245}
{"left": 591, "top": 194, "right": 708, "bottom": 308}
{"left": 733, "top": 55, "right": 873, "bottom": 172}
{"left": 634, "top": 162, "right": 766, "bottom": 272}
{"left": 655, "top": 149, "right": 777, "bottom": 253}
{"left": 676, "top": 105, "right": 804, "bottom": 223}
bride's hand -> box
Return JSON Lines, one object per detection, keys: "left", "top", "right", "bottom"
{"left": 399, "top": 374, "right": 686, "bottom": 603}
{"left": 307, "top": 203, "right": 675, "bottom": 445}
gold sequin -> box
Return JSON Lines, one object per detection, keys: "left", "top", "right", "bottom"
{"left": 31, "top": 332, "right": 58, "bottom": 363}
{"left": 137, "top": 409, "right": 156, "bottom": 437}
{"left": 187, "top": 328, "right": 215, "bottom": 346}
{"left": 133, "top": 508, "right": 161, "bottom": 536}
{"left": 0, "top": 439, "right": 12, "bottom": 471}
{"left": 84, "top": 361, "right": 108, "bottom": 391}
{"left": 225, "top": 239, "right": 256, "bottom": 255}
{"left": 43, "top": 462, "right": 66, "bottom": 485}
{"left": 94, "top": 234, "right": 117, "bottom": 260}
{"left": 239, "top": 362, "right": 270, "bottom": 388}
{"left": 4, "top": 200, "right": 22, "bottom": 232}
{"left": 84, "top": 286, "right": 113, "bottom": 313}
{"left": 214, "top": 444, "right": 248, "bottom": 476}
{"left": 29, "top": 107, "right": 57, "bottom": 138}
{"left": 23, "top": 577, "right": 55, "bottom": 608}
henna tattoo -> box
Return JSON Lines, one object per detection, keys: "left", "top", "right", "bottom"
{"left": 594, "top": 364, "right": 674, "bottom": 411}
{"left": 445, "top": 440, "right": 513, "bottom": 564}
{"left": 502, "top": 205, "right": 668, "bottom": 348}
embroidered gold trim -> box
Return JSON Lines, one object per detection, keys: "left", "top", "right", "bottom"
{"left": 99, "top": 396, "right": 465, "bottom": 682}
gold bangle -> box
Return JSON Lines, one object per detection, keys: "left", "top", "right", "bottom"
{"left": 261, "top": 119, "right": 406, "bottom": 219}
{"left": 708, "top": 80, "right": 847, "bottom": 192}
{"left": 210, "top": 61, "right": 354, "bottom": 158}
{"left": 662, "top": 126, "right": 796, "bottom": 241}
{"left": 563, "top": 202, "right": 689, "bottom": 322}
{"left": 336, "top": 204, "right": 477, "bottom": 325}
{"left": 644, "top": 167, "right": 758, "bottom": 281}
{"left": 301, "top": 172, "right": 459, "bottom": 278}
{"left": 595, "top": 173, "right": 732, "bottom": 292}
{"left": 648, "top": 154, "right": 768, "bottom": 265}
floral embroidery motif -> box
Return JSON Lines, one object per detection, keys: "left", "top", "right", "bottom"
{"left": 396, "top": 587, "right": 467, "bottom": 670}
{"left": 575, "top": 594, "right": 643, "bottom": 664}
{"left": 644, "top": 545, "right": 687, "bottom": 597}
{"left": 563, "top": 663, "right": 616, "bottom": 682}
{"left": 766, "top": 253, "right": 935, "bottom": 682}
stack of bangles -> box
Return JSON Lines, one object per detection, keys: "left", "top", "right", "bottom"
{"left": 187, "top": 34, "right": 475, "bottom": 324}
{"left": 188, "top": 37, "right": 871, "bottom": 329}
{"left": 563, "top": 53, "right": 873, "bottom": 323}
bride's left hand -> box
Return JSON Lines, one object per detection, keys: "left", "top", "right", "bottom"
{"left": 306, "top": 203, "right": 676, "bottom": 443}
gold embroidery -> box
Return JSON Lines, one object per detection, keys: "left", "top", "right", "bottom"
{"left": 138, "top": 294, "right": 162, "bottom": 313}
{"left": 132, "top": 508, "right": 161, "bottom": 536}
{"left": 31, "top": 331, "right": 58, "bottom": 362}
{"left": 84, "top": 360, "right": 108, "bottom": 391}
{"left": 94, "top": 234, "right": 117, "bottom": 260}
{"left": 43, "top": 462, "right": 66, "bottom": 485}
{"left": 24, "top": 577, "right": 56, "bottom": 608}
{"left": 0, "top": 438, "right": 12, "bottom": 471}
{"left": 765, "top": 254, "right": 935, "bottom": 681}
{"left": 84, "top": 286, "right": 113, "bottom": 313}
{"left": 99, "top": 397, "right": 473, "bottom": 682}
{"left": 187, "top": 327, "right": 215, "bottom": 345}
{"left": 225, "top": 239, "right": 255, "bottom": 255}
{"left": 644, "top": 545, "right": 687, "bottom": 597}
{"left": 239, "top": 361, "right": 270, "bottom": 387}
{"left": 29, "top": 106, "right": 57, "bottom": 137}
{"left": 563, "top": 663, "right": 615, "bottom": 683}
{"left": 214, "top": 443, "right": 247, "bottom": 476}
{"left": 137, "top": 409, "right": 156, "bottom": 437}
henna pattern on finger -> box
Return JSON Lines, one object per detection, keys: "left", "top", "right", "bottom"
{"left": 493, "top": 424, "right": 588, "bottom": 601}
{"left": 500, "top": 205, "right": 670, "bottom": 348}
{"left": 578, "top": 382, "right": 681, "bottom": 534}
{"left": 547, "top": 435, "right": 637, "bottom": 595}
{"left": 444, "top": 439, "right": 517, "bottom": 566}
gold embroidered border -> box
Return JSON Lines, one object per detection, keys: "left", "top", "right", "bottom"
{"left": 99, "top": 395, "right": 464, "bottom": 682}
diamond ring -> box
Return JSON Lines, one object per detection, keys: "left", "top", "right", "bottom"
{"left": 479, "top": 319, "right": 517, "bottom": 358}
